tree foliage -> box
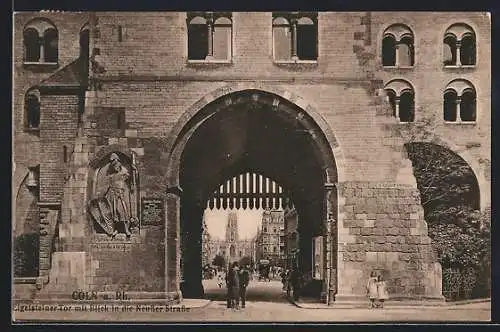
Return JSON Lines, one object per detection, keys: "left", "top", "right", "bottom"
{"left": 405, "top": 140, "right": 489, "bottom": 274}
{"left": 239, "top": 256, "right": 253, "bottom": 267}
{"left": 212, "top": 254, "right": 226, "bottom": 268}
{"left": 13, "top": 233, "right": 39, "bottom": 278}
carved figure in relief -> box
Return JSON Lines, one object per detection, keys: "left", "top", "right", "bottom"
{"left": 88, "top": 153, "right": 139, "bottom": 238}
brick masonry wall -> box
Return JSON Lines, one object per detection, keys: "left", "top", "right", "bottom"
{"left": 94, "top": 12, "right": 368, "bottom": 78}
{"left": 370, "top": 12, "right": 491, "bottom": 209}
{"left": 13, "top": 12, "right": 89, "bottom": 190}
{"left": 39, "top": 94, "right": 80, "bottom": 202}
{"left": 93, "top": 81, "right": 409, "bottom": 183}
{"left": 337, "top": 182, "right": 442, "bottom": 299}
{"left": 12, "top": 12, "right": 490, "bottom": 301}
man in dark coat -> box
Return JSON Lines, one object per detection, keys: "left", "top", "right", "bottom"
{"left": 238, "top": 265, "right": 250, "bottom": 308}
{"left": 226, "top": 262, "right": 240, "bottom": 309}
{"left": 289, "top": 267, "right": 302, "bottom": 302}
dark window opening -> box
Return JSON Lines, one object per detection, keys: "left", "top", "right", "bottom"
{"left": 460, "top": 90, "right": 476, "bottom": 121}
{"left": 443, "top": 35, "right": 457, "bottom": 66}
{"left": 382, "top": 36, "right": 396, "bottom": 66}
{"left": 116, "top": 25, "right": 123, "bottom": 42}
{"left": 385, "top": 89, "right": 397, "bottom": 117}
{"left": 399, "top": 36, "right": 414, "bottom": 66}
{"left": 80, "top": 29, "right": 90, "bottom": 59}
{"left": 63, "top": 145, "right": 68, "bottom": 163}
{"left": 399, "top": 91, "right": 415, "bottom": 122}
{"left": 296, "top": 19, "right": 317, "bottom": 60}
{"left": 188, "top": 18, "right": 209, "bottom": 60}
{"left": 444, "top": 90, "right": 458, "bottom": 122}
{"left": 272, "top": 13, "right": 317, "bottom": 61}
{"left": 44, "top": 28, "right": 58, "bottom": 63}
{"left": 25, "top": 94, "right": 40, "bottom": 129}
{"left": 24, "top": 28, "right": 40, "bottom": 62}
{"left": 460, "top": 35, "right": 476, "bottom": 66}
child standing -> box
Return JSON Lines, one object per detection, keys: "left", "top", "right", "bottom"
{"left": 376, "top": 274, "right": 389, "bottom": 308}
{"left": 366, "top": 271, "right": 378, "bottom": 308}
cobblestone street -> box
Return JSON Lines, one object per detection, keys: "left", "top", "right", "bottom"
{"left": 13, "top": 279, "right": 491, "bottom": 323}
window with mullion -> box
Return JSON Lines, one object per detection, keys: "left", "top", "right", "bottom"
{"left": 187, "top": 13, "right": 232, "bottom": 61}
{"left": 272, "top": 12, "right": 318, "bottom": 62}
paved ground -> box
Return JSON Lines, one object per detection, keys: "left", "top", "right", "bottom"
{"left": 12, "top": 279, "right": 491, "bottom": 323}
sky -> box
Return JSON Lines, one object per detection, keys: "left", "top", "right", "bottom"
{"left": 204, "top": 208, "right": 265, "bottom": 240}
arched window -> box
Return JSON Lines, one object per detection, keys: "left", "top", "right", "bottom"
{"left": 384, "top": 80, "right": 415, "bottom": 122}
{"left": 23, "top": 28, "right": 40, "bottom": 62}
{"left": 443, "top": 90, "right": 458, "bottom": 122}
{"left": 461, "top": 89, "right": 477, "bottom": 122}
{"left": 272, "top": 17, "right": 291, "bottom": 61}
{"left": 443, "top": 79, "right": 477, "bottom": 122}
{"left": 25, "top": 89, "right": 40, "bottom": 130}
{"left": 382, "top": 24, "right": 414, "bottom": 67}
{"left": 187, "top": 12, "right": 232, "bottom": 61}
{"left": 23, "top": 18, "right": 58, "bottom": 63}
{"left": 213, "top": 17, "right": 232, "bottom": 60}
{"left": 443, "top": 24, "right": 476, "bottom": 66}
{"left": 272, "top": 12, "right": 318, "bottom": 61}
{"left": 443, "top": 35, "right": 457, "bottom": 66}
{"left": 43, "top": 28, "right": 58, "bottom": 62}
{"left": 14, "top": 169, "right": 40, "bottom": 278}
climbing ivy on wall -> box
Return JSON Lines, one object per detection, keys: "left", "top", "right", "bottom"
{"left": 13, "top": 233, "right": 39, "bottom": 278}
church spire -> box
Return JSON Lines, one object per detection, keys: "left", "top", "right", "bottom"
{"left": 226, "top": 211, "right": 239, "bottom": 242}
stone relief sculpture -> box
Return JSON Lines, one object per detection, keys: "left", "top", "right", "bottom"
{"left": 88, "top": 153, "right": 139, "bottom": 238}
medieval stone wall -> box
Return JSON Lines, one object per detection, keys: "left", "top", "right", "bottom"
{"left": 12, "top": 12, "right": 490, "bottom": 302}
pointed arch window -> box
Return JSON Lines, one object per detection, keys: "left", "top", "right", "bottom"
{"left": 384, "top": 80, "right": 415, "bottom": 122}
{"left": 187, "top": 12, "right": 232, "bottom": 62}
{"left": 25, "top": 89, "right": 40, "bottom": 130}
{"left": 443, "top": 24, "right": 476, "bottom": 67}
{"left": 382, "top": 24, "right": 414, "bottom": 67}
{"left": 23, "top": 18, "right": 58, "bottom": 64}
{"left": 443, "top": 80, "right": 477, "bottom": 123}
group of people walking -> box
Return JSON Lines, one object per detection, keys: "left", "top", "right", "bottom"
{"left": 366, "top": 271, "right": 389, "bottom": 308}
{"left": 280, "top": 268, "right": 302, "bottom": 301}
{"left": 225, "top": 262, "right": 250, "bottom": 310}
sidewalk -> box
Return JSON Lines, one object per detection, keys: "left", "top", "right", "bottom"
{"left": 293, "top": 297, "right": 491, "bottom": 310}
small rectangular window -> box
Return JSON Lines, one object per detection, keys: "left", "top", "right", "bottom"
{"left": 114, "top": 25, "right": 124, "bottom": 42}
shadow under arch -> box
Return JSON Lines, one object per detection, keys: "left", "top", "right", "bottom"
{"left": 404, "top": 137, "right": 488, "bottom": 211}
{"left": 404, "top": 141, "right": 481, "bottom": 212}
{"left": 165, "top": 88, "right": 343, "bottom": 301}
{"left": 164, "top": 84, "right": 346, "bottom": 189}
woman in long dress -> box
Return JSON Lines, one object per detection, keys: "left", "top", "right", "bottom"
{"left": 376, "top": 274, "right": 389, "bottom": 308}
{"left": 366, "top": 271, "right": 378, "bottom": 308}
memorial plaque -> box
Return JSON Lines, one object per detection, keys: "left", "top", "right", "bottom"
{"left": 141, "top": 198, "right": 164, "bottom": 226}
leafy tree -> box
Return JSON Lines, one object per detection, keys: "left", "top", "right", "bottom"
{"left": 239, "top": 256, "right": 253, "bottom": 267}
{"left": 13, "top": 233, "right": 39, "bottom": 278}
{"left": 212, "top": 254, "right": 226, "bottom": 269}
{"left": 399, "top": 113, "right": 490, "bottom": 299}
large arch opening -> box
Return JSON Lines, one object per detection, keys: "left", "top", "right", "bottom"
{"left": 175, "top": 90, "right": 338, "bottom": 301}
{"left": 405, "top": 142, "right": 489, "bottom": 300}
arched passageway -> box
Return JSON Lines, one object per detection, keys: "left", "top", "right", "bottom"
{"left": 172, "top": 90, "right": 338, "bottom": 300}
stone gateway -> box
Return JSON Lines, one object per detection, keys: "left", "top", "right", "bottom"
{"left": 12, "top": 12, "right": 490, "bottom": 305}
